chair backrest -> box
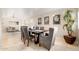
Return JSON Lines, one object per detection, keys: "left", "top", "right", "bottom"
{"left": 48, "top": 28, "right": 54, "bottom": 41}
{"left": 21, "top": 26, "right": 24, "bottom": 37}
{"left": 47, "top": 28, "right": 54, "bottom": 50}
{"left": 40, "top": 27, "right": 44, "bottom": 30}
{"left": 21, "top": 26, "right": 29, "bottom": 39}
{"left": 36, "top": 26, "right": 39, "bottom": 30}
{"left": 29, "top": 28, "right": 32, "bottom": 30}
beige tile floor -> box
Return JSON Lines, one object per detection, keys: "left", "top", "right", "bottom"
{"left": 0, "top": 31, "right": 79, "bottom": 51}
{"left": 0, "top": 31, "right": 47, "bottom": 51}
{"left": 52, "top": 37, "right": 79, "bottom": 51}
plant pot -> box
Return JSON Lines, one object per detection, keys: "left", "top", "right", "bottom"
{"left": 64, "top": 35, "right": 76, "bottom": 44}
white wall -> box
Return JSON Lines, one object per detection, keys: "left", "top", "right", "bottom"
{"left": 78, "top": 11, "right": 79, "bottom": 29}
{"left": 33, "top": 9, "right": 77, "bottom": 38}
{"left": 0, "top": 19, "right": 2, "bottom": 48}
{"left": 77, "top": 10, "right": 79, "bottom": 43}
{"left": 0, "top": 21, "right": 1, "bottom": 34}
{"left": 0, "top": 8, "right": 77, "bottom": 37}
{"left": 0, "top": 8, "right": 78, "bottom": 46}
{"left": 0, "top": 8, "right": 36, "bottom": 31}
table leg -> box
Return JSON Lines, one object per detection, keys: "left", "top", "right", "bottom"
{"left": 34, "top": 34, "right": 39, "bottom": 44}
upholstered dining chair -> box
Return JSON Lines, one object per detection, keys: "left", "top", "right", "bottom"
{"left": 29, "top": 28, "right": 35, "bottom": 41}
{"left": 21, "top": 26, "right": 30, "bottom": 46}
{"left": 39, "top": 28, "right": 54, "bottom": 50}
{"left": 40, "top": 27, "right": 44, "bottom": 30}
{"left": 21, "top": 26, "right": 24, "bottom": 42}
{"left": 36, "top": 26, "right": 39, "bottom": 30}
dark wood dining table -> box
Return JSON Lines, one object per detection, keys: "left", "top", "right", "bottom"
{"left": 29, "top": 29, "right": 48, "bottom": 44}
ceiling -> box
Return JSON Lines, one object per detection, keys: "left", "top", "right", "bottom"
{"left": 24, "top": 8, "right": 61, "bottom": 17}
{"left": 0, "top": 8, "right": 62, "bottom": 18}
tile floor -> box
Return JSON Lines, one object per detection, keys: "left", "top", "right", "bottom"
{"left": 0, "top": 31, "right": 47, "bottom": 51}
{"left": 0, "top": 31, "right": 79, "bottom": 51}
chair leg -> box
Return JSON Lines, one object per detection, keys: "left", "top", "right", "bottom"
{"left": 48, "top": 49, "right": 50, "bottom": 51}
{"left": 21, "top": 34, "right": 23, "bottom": 41}
{"left": 39, "top": 43, "right": 41, "bottom": 47}
{"left": 27, "top": 40, "right": 29, "bottom": 47}
{"left": 34, "top": 36, "right": 38, "bottom": 44}
{"left": 21, "top": 37, "right": 23, "bottom": 42}
{"left": 21, "top": 35, "right": 22, "bottom": 40}
{"left": 24, "top": 39, "right": 26, "bottom": 45}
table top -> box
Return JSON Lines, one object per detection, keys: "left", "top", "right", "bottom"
{"left": 29, "top": 29, "right": 48, "bottom": 32}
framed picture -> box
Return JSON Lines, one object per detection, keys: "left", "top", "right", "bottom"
{"left": 44, "top": 16, "right": 49, "bottom": 24}
{"left": 53, "top": 15, "right": 60, "bottom": 24}
{"left": 38, "top": 17, "right": 42, "bottom": 25}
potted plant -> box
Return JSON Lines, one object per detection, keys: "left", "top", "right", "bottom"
{"left": 63, "top": 10, "right": 76, "bottom": 44}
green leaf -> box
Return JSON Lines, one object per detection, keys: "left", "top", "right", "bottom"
{"left": 63, "top": 10, "right": 74, "bottom": 36}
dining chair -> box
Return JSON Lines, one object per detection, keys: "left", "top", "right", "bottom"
{"left": 21, "top": 26, "right": 30, "bottom": 46}
{"left": 40, "top": 27, "right": 44, "bottom": 30}
{"left": 36, "top": 26, "right": 39, "bottom": 30}
{"left": 21, "top": 26, "right": 24, "bottom": 42}
{"left": 39, "top": 28, "right": 54, "bottom": 50}
{"left": 29, "top": 28, "right": 35, "bottom": 41}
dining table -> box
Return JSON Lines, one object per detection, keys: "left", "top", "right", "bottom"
{"left": 29, "top": 29, "right": 48, "bottom": 44}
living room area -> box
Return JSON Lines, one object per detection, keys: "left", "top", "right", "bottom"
{"left": 0, "top": 8, "right": 79, "bottom": 51}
